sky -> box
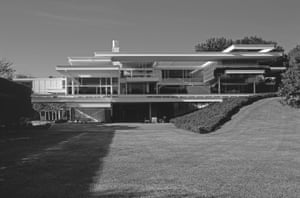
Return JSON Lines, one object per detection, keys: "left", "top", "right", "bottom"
{"left": 1, "top": 0, "right": 300, "bottom": 77}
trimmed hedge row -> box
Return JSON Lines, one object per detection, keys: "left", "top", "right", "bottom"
{"left": 170, "top": 94, "right": 277, "bottom": 133}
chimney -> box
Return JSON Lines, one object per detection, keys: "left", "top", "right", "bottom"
{"left": 112, "top": 40, "right": 120, "bottom": 52}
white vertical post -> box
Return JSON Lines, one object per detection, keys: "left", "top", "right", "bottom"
{"left": 118, "top": 69, "right": 121, "bottom": 95}
{"left": 218, "top": 76, "right": 221, "bottom": 94}
{"left": 65, "top": 78, "right": 67, "bottom": 95}
{"left": 110, "top": 77, "right": 113, "bottom": 96}
{"left": 71, "top": 79, "right": 75, "bottom": 95}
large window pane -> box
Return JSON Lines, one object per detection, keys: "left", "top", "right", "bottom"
{"left": 81, "top": 78, "right": 100, "bottom": 85}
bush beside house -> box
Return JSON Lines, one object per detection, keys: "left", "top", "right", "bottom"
{"left": 170, "top": 94, "right": 276, "bottom": 133}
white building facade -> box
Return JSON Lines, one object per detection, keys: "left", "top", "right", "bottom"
{"left": 23, "top": 41, "right": 286, "bottom": 122}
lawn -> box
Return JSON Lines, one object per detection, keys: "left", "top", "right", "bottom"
{"left": 1, "top": 98, "right": 300, "bottom": 197}
{"left": 0, "top": 124, "right": 135, "bottom": 197}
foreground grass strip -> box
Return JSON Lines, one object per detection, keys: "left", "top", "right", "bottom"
{"left": 0, "top": 124, "right": 119, "bottom": 198}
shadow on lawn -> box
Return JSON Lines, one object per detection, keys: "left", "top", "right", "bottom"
{"left": 93, "top": 188, "right": 219, "bottom": 198}
{"left": 0, "top": 123, "right": 137, "bottom": 198}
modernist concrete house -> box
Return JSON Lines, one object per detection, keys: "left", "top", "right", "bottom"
{"left": 18, "top": 41, "right": 285, "bottom": 122}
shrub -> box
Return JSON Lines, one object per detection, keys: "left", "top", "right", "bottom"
{"left": 279, "top": 66, "right": 300, "bottom": 107}
{"left": 170, "top": 94, "right": 276, "bottom": 133}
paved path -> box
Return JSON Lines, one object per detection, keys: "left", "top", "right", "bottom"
{"left": 90, "top": 98, "right": 300, "bottom": 197}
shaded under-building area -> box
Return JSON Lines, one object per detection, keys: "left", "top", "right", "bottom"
{"left": 112, "top": 102, "right": 198, "bottom": 122}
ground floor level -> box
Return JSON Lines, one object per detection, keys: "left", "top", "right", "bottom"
{"left": 37, "top": 102, "right": 199, "bottom": 123}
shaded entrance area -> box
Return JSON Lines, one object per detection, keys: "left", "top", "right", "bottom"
{"left": 112, "top": 102, "right": 197, "bottom": 122}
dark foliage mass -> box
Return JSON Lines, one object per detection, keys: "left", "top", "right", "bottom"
{"left": 170, "top": 94, "right": 276, "bottom": 133}
{"left": 0, "top": 59, "right": 15, "bottom": 79}
{"left": 0, "top": 78, "right": 34, "bottom": 126}
{"left": 195, "top": 36, "right": 283, "bottom": 52}
{"left": 279, "top": 45, "right": 300, "bottom": 107}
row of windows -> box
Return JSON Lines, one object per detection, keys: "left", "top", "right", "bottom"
{"left": 162, "top": 70, "right": 193, "bottom": 79}
{"left": 69, "top": 77, "right": 118, "bottom": 86}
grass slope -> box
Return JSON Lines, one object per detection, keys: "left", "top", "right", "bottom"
{"left": 170, "top": 94, "right": 276, "bottom": 133}
{"left": 91, "top": 99, "right": 300, "bottom": 197}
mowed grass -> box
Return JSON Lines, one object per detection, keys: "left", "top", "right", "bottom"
{"left": 91, "top": 98, "right": 300, "bottom": 197}
{"left": 0, "top": 124, "right": 136, "bottom": 197}
{"left": 1, "top": 98, "right": 300, "bottom": 197}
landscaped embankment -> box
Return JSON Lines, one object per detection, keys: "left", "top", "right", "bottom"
{"left": 170, "top": 94, "right": 276, "bottom": 133}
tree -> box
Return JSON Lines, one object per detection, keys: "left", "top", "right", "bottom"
{"left": 279, "top": 45, "right": 300, "bottom": 107}
{"left": 195, "top": 37, "right": 233, "bottom": 52}
{"left": 0, "top": 59, "right": 15, "bottom": 79}
{"left": 287, "top": 45, "right": 300, "bottom": 68}
{"left": 279, "top": 66, "right": 300, "bottom": 107}
{"left": 235, "top": 36, "right": 284, "bottom": 52}
{"left": 195, "top": 36, "right": 284, "bottom": 52}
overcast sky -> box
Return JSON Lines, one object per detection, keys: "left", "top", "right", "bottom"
{"left": 1, "top": 0, "right": 300, "bottom": 77}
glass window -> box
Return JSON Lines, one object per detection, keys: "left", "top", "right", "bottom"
{"left": 101, "top": 87, "right": 106, "bottom": 95}
{"left": 113, "top": 86, "right": 118, "bottom": 94}
{"left": 106, "top": 78, "right": 111, "bottom": 85}
{"left": 100, "top": 78, "right": 106, "bottom": 85}
{"left": 79, "top": 78, "right": 100, "bottom": 85}
{"left": 112, "top": 78, "right": 118, "bottom": 84}
{"left": 107, "top": 87, "right": 111, "bottom": 94}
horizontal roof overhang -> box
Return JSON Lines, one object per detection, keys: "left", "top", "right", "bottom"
{"left": 270, "top": 67, "right": 286, "bottom": 71}
{"left": 68, "top": 57, "right": 112, "bottom": 66}
{"left": 56, "top": 65, "right": 119, "bottom": 71}
{"left": 223, "top": 44, "right": 276, "bottom": 53}
{"left": 225, "top": 70, "right": 265, "bottom": 74}
{"left": 155, "top": 61, "right": 207, "bottom": 69}
{"left": 107, "top": 53, "right": 281, "bottom": 62}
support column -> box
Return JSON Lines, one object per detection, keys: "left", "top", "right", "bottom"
{"left": 65, "top": 78, "right": 67, "bottom": 95}
{"left": 71, "top": 79, "right": 75, "bottom": 95}
{"left": 253, "top": 81, "right": 256, "bottom": 94}
{"left": 149, "top": 103, "right": 152, "bottom": 122}
{"left": 110, "top": 77, "right": 113, "bottom": 96}
{"left": 69, "top": 109, "right": 72, "bottom": 121}
{"left": 118, "top": 78, "right": 121, "bottom": 95}
{"left": 218, "top": 76, "right": 221, "bottom": 94}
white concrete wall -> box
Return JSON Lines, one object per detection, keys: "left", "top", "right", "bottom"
{"left": 31, "top": 77, "right": 66, "bottom": 94}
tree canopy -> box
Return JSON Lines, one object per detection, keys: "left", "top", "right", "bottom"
{"left": 195, "top": 36, "right": 284, "bottom": 52}
{"left": 0, "top": 59, "right": 15, "bottom": 79}
{"left": 195, "top": 37, "right": 233, "bottom": 52}
{"left": 287, "top": 45, "right": 300, "bottom": 68}
{"left": 279, "top": 45, "right": 300, "bottom": 107}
